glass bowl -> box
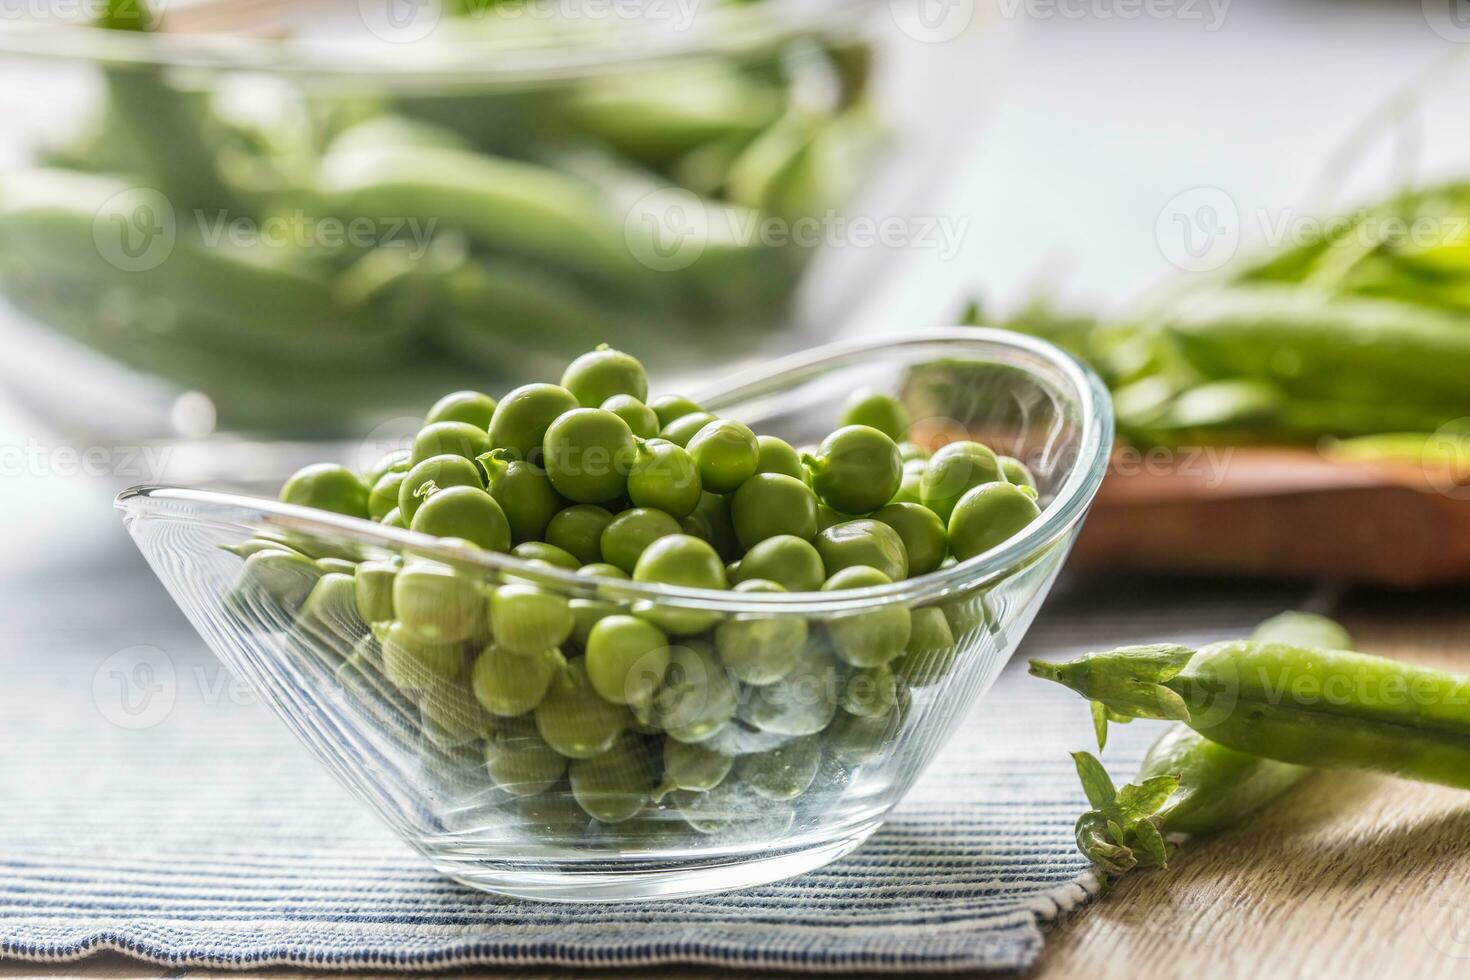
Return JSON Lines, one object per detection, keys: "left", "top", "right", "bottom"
{"left": 115, "top": 329, "right": 1112, "bottom": 901}
{"left": 0, "top": 0, "right": 1002, "bottom": 448}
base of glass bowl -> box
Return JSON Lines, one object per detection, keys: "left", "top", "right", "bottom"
{"left": 423, "top": 822, "right": 882, "bottom": 902}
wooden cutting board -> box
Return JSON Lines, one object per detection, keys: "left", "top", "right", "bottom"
{"left": 1069, "top": 448, "right": 1470, "bottom": 586}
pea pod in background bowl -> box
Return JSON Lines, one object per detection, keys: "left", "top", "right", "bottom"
{"left": 0, "top": 0, "right": 1003, "bottom": 468}
{"left": 115, "top": 330, "right": 1113, "bottom": 901}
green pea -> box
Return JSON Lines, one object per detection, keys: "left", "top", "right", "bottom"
{"left": 545, "top": 504, "right": 614, "bottom": 564}
{"left": 998, "top": 455, "right": 1037, "bottom": 490}
{"left": 803, "top": 425, "right": 902, "bottom": 515}
{"left": 380, "top": 507, "right": 406, "bottom": 529}
{"left": 841, "top": 664, "right": 898, "bottom": 718}
{"left": 568, "top": 733, "right": 657, "bottom": 823}
{"left": 364, "top": 449, "right": 411, "bottom": 487}
{"left": 686, "top": 418, "right": 760, "bottom": 493}
{"left": 411, "top": 420, "right": 492, "bottom": 467}
{"left": 297, "top": 572, "right": 367, "bottom": 651}
{"left": 826, "top": 703, "right": 904, "bottom": 765}
{"left": 897, "top": 441, "right": 930, "bottom": 463}
{"left": 489, "top": 382, "right": 579, "bottom": 462}
{"left": 730, "top": 535, "right": 825, "bottom": 592}
{"left": 940, "top": 592, "right": 989, "bottom": 640}
{"left": 561, "top": 345, "right": 649, "bottom": 408}
{"left": 948, "top": 482, "right": 1041, "bottom": 561}
{"left": 481, "top": 451, "right": 565, "bottom": 544}
{"left": 381, "top": 621, "right": 465, "bottom": 691}
{"left": 586, "top": 614, "right": 670, "bottom": 707}
{"left": 816, "top": 504, "right": 847, "bottom": 532}
{"left": 715, "top": 580, "right": 808, "bottom": 685}
{"left": 649, "top": 394, "right": 704, "bottom": 429}
{"left": 738, "top": 736, "right": 822, "bottom": 801}
{"left": 679, "top": 491, "right": 740, "bottom": 561}
{"left": 627, "top": 439, "right": 703, "bottom": 519}
{"left": 821, "top": 566, "right": 911, "bottom": 667}
{"left": 654, "top": 739, "right": 733, "bottom": 800}
{"left": 870, "top": 502, "right": 946, "bottom": 577}
{"left": 393, "top": 564, "right": 486, "bottom": 644}
{"left": 314, "top": 557, "right": 358, "bottom": 576}
{"left": 280, "top": 463, "right": 369, "bottom": 518}
{"left": 659, "top": 410, "right": 717, "bottom": 448}
{"left": 410, "top": 485, "right": 512, "bottom": 552}
{"left": 542, "top": 408, "right": 637, "bottom": 504}
{"left": 472, "top": 643, "right": 564, "bottom": 717}
{"left": 753, "top": 434, "right": 806, "bottom": 480}
{"left": 353, "top": 560, "right": 397, "bottom": 624}
{"left": 729, "top": 473, "right": 818, "bottom": 550}
{"left": 516, "top": 789, "right": 590, "bottom": 834}
{"left": 237, "top": 548, "right": 323, "bottom": 613}
{"left": 741, "top": 647, "right": 838, "bottom": 736}
{"left": 485, "top": 717, "right": 567, "bottom": 797}
{"left": 600, "top": 507, "right": 683, "bottom": 574}
{"left": 632, "top": 534, "right": 727, "bottom": 635}
{"left": 919, "top": 441, "right": 1003, "bottom": 523}
{"left": 648, "top": 643, "right": 739, "bottom": 743}
{"left": 815, "top": 519, "right": 909, "bottom": 581}
{"left": 420, "top": 676, "right": 492, "bottom": 748}
{"left": 577, "top": 562, "right": 630, "bottom": 581}
{"left": 490, "top": 583, "right": 574, "bottom": 655}
{"left": 368, "top": 470, "right": 407, "bottom": 521}
{"left": 535, "top": 659, "right": 631, "bottom": 758}
{"left": 838, "top": 389, "right": 909, "bottom": 441}
{"left": 511, "top": 541, "right": 580, "bottom": 570}
{"left": 398, "top": 454, "right": 482, "bottom": 523}
{"left": 426, "top": 390, "right": 497, "bottom": 430}
{"left": 569, "top": 598, "right": 620, "bottom": 649}
{"left": 601, "top": 394, "right": 660, "bottom": 439}
{"left": 895, "top": 607, "right": 957, "bottom": 687}
{"left": 889, "top": 458, "right": 927, "bottom": 506}
{"left": 224, "top": 537, "right": 305, "bottom": 561}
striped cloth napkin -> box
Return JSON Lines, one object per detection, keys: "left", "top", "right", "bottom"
{"left": 0, "top": 554, "right": 1302, "bottom": 973}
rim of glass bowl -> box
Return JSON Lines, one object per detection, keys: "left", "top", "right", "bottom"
{"left": 115, "top": 327, "right": 1114, "bottom": 617}
{"left": 0, "top": 0, "right": 882, "bottom": 91}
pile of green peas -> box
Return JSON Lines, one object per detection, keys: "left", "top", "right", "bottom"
{"left": 238, "top": 346, "right": 1043, "bottom": 832}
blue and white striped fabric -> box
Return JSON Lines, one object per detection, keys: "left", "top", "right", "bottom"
{"left": 0, "top": 556, "right": 1302, "bottom": 973}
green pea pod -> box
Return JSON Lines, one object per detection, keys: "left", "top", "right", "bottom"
{"left": 1161, "top": 286, "right": 1470, "bottom": 408}
{"left": 96, "top": 0, "right": 245, "bottom": 217}
{"left": 1070, "top": 612, "right": 1350, "bottom": 875}
{"left": 560, "top": 63, "right": 783, "bottom": 164}
{"left": 1032, "top": 639, "right": 1470, "bottom": 790}
{"left": 317, "top": 142, "right": 640, "bottom": 287}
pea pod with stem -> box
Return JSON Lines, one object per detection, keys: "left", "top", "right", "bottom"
{"left": 1068, "top": 612, "right": 1351, "bottom": 876}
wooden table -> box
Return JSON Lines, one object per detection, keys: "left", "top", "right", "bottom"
{"left": 8, "top": 585, "right": 1469, "bottom": 980}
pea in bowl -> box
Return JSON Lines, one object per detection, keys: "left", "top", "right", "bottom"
{"left": 115, "top": 329, "right": 1112, "bottom": 902}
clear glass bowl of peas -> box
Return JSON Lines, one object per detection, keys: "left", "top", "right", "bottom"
{"left": 0, "top": 0, "right": 1000, "bottom": 448}
{"left": 117, "top": 329, "right": 1112, "bottom": 901}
